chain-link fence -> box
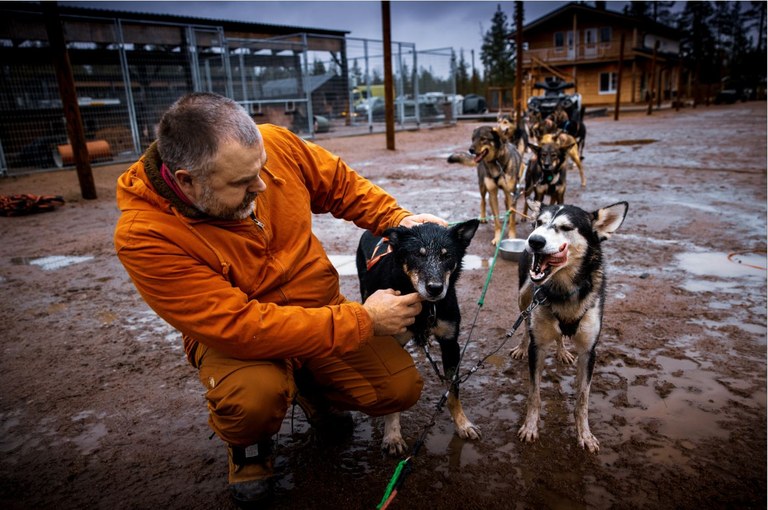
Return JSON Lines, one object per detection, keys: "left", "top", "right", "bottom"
{"left": 0, "top": 7, "right": 457, "bottom": 176}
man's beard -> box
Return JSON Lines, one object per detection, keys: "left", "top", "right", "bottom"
{"left": 196, "top": 187, "right": 258, "bottom": 220}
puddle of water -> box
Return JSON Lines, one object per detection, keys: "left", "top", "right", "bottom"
{"left": 328, "top": 254, "right": 493, "bottom": 276}
{"left": 690, "top": 317, "right": 766, "bottom": 340}
{"left": 328, "top": 255, "right": 358, "bottom": 276}
{"left": 676, "top": 251, "right": 766, "bottom": 293}
{"left": 599, "top": 139, "right": 658, "bottom": 146}
{"left": 676, "top": 251, "right": 766, "bottom": 278}
{"left": 621, "top": 355, "right": 734, "bottom": 443}
{"left": 462, "top": 254, "right": 494, "bottom": 271}
{"left": 11, "top": 255, "right": 94, "bottom": 271}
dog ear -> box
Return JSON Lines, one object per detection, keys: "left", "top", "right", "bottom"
{"left": 489, "top": 127, "right": 502, "bottom": 146}
{"left": 592, "top": 202, "right": 629, "bottom": 241}
{"left": 382, "top": 226, "right": 409, "bottom": 250}
{"left": 528, "top": 143, "right": 541, "bottom": 155}
{"left": 450, "top": 219, "right": 480, "bottom": 247}
{"left": 526, "top": 199, "right": 542, "bottom": 218}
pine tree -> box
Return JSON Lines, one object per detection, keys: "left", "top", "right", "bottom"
{"left": 311, "top": 58, "right": 327, "bottom": 76}
{"left": 623, "top": 1, "right": 651, "bottom": 18}
{"left": 456, "top": 50, "right": 471, "bottom": 95}
{"left": 480, "top": 4, "right": 515, "bottom": 88}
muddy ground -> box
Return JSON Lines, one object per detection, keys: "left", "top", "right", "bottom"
{"left": 0, "top": 103, "right": 765, "bottom": 510}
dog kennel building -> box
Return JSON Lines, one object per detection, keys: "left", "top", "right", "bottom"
{"left": 0, "top": 2, "right": 458, "bottom": 176}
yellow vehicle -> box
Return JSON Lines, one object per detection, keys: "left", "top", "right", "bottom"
{"left": 344, "top": 84, "right": 393, "bottom": 118}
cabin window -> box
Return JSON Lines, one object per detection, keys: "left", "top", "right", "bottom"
{"left": 599, "top": 72, "right": 617, "bottom": 94}
{"left": 554, "top": 32, "right": 564, "bottom": 48}
{"left": 599, "top": 27, "right": 612, "bottom": 43}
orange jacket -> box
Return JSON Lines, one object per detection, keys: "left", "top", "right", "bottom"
{"left": 114, "top": 124, "right": 411, "bottom": 361}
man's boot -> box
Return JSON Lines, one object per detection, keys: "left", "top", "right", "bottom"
{"left": 227, "top": 440, "right": 274, "bottom": 508}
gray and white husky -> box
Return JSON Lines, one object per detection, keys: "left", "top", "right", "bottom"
{"left": 512, "top": 200, "right": 628, "bottom": 453}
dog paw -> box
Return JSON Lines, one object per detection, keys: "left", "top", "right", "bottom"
{"left": 479, "top": 216, "right": 488, "bottom": 224}
{"left": 578, "top": 432, "right": 600, "bottom": 453}
{"left": 381, "top": 436, "right": 408, "bottom": 457}
{"left": 491, "top": 236, "right": 501, "bottom": 246}
{"left": 518, "top": 422, "right": 539, "bottom": 443}
{"left": 456, "top": 421, "right": 482, "bottom": 441}
{"left": 580, "top": 180, "right": 587, "bottom": 188}
{"left": 556, "top": 347, "right": 575, "bottom": 365}
{"left": 509, "top": 345, "right": 528, "bottom": 360}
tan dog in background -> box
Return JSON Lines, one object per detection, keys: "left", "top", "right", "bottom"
{"left": 448, "top": 125, "right": 525, "bottom": 245}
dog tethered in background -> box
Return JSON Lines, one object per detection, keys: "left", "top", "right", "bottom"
{"left": 514, "top": 200, "right": 628, "bottom": 453}
{"left": 356, "top": 219, "right": 481, "bottom": 455}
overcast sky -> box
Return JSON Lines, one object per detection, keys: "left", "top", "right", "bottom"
{"left": 65, "top": 1, "right": 629, "bottom": 58}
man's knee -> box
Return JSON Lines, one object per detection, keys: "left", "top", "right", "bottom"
{"left": 204, "top": 362, "right": 293, "bottom": 445}
{"left": 369, "top": 365, "right": 423, "bottom": 416}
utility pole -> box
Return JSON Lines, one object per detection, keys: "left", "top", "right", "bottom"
{"left": 381, "top": 1, "right": 395, "bottom": 150}
{"left": 647, "top": 40, "right": 659, "bottom": 115}
{"left": 43, "top": 1, "right": 97, "bottom": 199}
{"left": 514, "top": 1, "right": 523, "bottom": 122}
{"left": 614, "top": 33, "right": 625, "bottom": 121}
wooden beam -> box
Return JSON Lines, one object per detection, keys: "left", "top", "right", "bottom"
{"left": 381, "top": 1, "right": 394, "bottom": 150}
{"left": 514, "top": 1, "right": 523, "bottom": 121}
{"left": 614, "top": 32, "right": 625, "bottom": 121}
{"left": 43, "top": 1, "right": 97, "bottom": 200}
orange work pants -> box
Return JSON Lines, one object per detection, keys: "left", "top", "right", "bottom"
{"left": 190, "top": 335, "right": 423, "bottom": 447}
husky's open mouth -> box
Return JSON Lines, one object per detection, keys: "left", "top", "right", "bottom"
{"left": 473, "top": 148, "right": 488, "bottom": 163}
{"left": 529, "top": 242, "right": 568, "bottom": 283}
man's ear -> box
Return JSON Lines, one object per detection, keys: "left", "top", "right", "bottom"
{"left": 173, "top": 169, "right": 196, "bottom": 196}
{"left": 174, "top": 169, "right": 193, "bottom": 186}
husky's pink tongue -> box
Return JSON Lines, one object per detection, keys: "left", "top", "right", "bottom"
{"left": 473, "top": 149, "right": 487, "bottom": 163}
{"left": 540, "top": 243, "right": 568, "bottom": 271}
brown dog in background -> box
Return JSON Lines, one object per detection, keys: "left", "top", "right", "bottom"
{"left": 448, "top": 125, "right": 525, "bottom": 245}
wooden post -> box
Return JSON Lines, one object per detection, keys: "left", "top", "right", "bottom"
{"left": 647, "top": 40, "right": 659, "bottom": 115}
{"left": 381, "top": 1, "right": 395, "bottom": 150}
{"left": 657, "top": 67, "right": 663, "bottom": 109}
{"left": 514, "top": 1, "right": 524, "bottom": 122}
{"left": 42, "top": 1, "right": 97, "bottom": 199}
{"left": 614, "top": 32, "right": 625, "bottom": 121}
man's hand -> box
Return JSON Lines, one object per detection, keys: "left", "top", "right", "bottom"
{"left": 362, "top": 289, "right": 423, "bottom": 336}
{"left": 399, "top": 214, "right": 447, "bottom": 228}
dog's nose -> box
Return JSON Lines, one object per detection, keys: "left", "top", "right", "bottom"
{"left": 468, "top": 148, "right": 475, "bottom": 155}
{"left": 528, "top": 235, "right": 546, "bottom": 251}
{"left": 426, "top": 282, "right": 444, "bottom": 297}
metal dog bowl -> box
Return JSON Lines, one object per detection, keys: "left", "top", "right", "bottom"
{"left": 498, "top": 238, "right": 527, "bottom": 262}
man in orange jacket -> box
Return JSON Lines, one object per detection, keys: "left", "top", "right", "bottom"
{"left": 114, "top": 92, "right": 445, "bottom": 506}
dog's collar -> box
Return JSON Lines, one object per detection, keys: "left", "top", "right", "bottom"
{"left": 534, "top": 283, "right": 578, "bottom": 303}
{"left": 366, "top": 237, "right": 392, "bottom": 271}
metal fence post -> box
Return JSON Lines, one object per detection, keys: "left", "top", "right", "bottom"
{"left": 301, "top": 33, "right": 313, "bottom": 136}
{"left": 116, "top": 18, "right": 141, "bottom": 155}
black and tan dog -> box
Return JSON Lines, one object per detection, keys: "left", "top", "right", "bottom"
{"left": 514, "top": 200, "right": 629, "bottom": 453}
{"left": 548, "top": 105, "right": 587, "bottom": 186}
{"left": 356, "top": 219, "right": 481, "bottom": 455}
{"left": 542, "top": 131, "right": 585, "bottom": 188}
{"left": 524, "top": 136, "right": 574, "bottom": 215}
{"left": 448, "top": 126, "right": 525, "bottom": 245}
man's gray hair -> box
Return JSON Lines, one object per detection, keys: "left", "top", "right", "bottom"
{"left": 157, "top": 92, "right": 261, "bottom": 178}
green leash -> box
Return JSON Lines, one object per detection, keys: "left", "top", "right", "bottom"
{"left": 376, "top": 210, "right": 512, "bottom": 509}
{"left": 477, "top": 210, "right": 509, "bottom": 307}
{"left": 376, "top": 457, "right": 410, "bottom": 509}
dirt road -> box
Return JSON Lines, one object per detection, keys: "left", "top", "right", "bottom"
{"left": 0, "top": 103, "right": 765, "bottom": 509}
